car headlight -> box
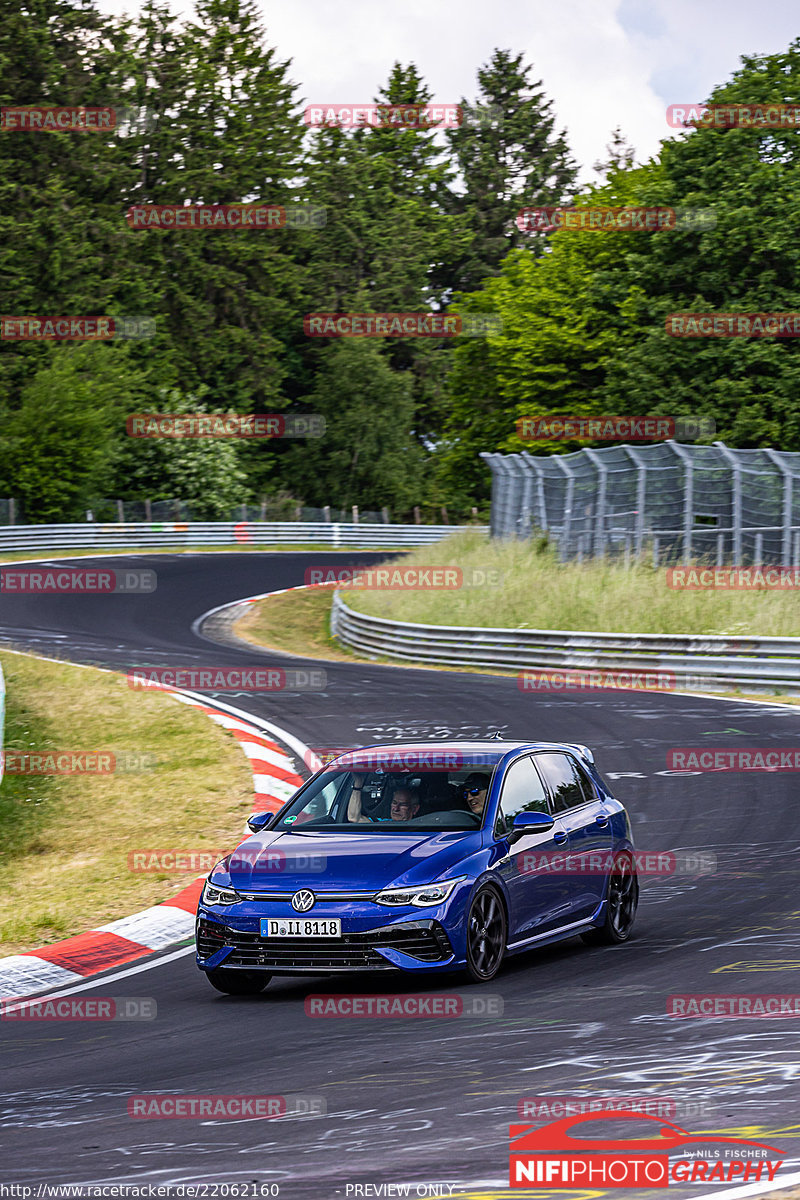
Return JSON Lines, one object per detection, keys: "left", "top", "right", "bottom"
{"left": 374, "top": 876, "right": 466, "bottom": 907}
{"left": 202, "top": 880, "right": 240, "bottom": 906}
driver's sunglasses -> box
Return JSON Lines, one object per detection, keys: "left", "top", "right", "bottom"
{"left": 461, "top": 786, "right": 483, "bottom": 797}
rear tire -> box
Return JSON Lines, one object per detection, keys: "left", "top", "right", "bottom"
{"left": 205, "top": 967, "right": 271, "bottom": 995}
{"left": 581, "top": 851, "right": 638, "bottom": 945}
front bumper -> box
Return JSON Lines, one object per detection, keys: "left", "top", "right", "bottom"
{"left": 196, "top": 912, "right": 457, "bottom": 974}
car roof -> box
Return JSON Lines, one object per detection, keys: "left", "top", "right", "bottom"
{"left": 324, "top": 740, "right": 593, "bottom": 761}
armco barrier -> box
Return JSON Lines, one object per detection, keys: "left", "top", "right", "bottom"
{"left": 330, "top": 592, "right": 800, "bottom": 696}
{"left": 0, "top": 521, "right": 483, "bottom": 554}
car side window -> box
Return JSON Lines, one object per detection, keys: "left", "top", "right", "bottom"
{"left": 534, "top": 752, "right": 593, "bottom": 814}
{"left": 495, "top": 756, "right": 550, "bottom": 836}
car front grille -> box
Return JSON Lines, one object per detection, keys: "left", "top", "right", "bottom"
{"left": 197, "top": 919, "right": 453, "bottom": 971}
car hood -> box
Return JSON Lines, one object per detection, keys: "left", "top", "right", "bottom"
{"left": 215, "top": 829, "right": 480, "bottom": 892}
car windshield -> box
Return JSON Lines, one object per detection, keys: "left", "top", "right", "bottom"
{"left": 272, "top": 758, "right": 503, "bottom": 833}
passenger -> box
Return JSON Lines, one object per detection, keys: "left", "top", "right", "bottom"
{"left": 347, "top": 777, "right": 421, "bottom": 823}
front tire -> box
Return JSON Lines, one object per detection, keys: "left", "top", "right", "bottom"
{"left": 205, "top": 967, "right": 271, "bottom": 995}
{"left": 581, "top": 851, "right": 639, "bottom": 945}
{"left": 465, "top": 885, "right": 507, "bottom": 982}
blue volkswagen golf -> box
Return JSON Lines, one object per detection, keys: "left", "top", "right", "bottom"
{"left": 195, "top": 741, "right": 639, "bottom": 994}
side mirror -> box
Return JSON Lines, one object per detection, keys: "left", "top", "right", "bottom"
{"left": 508, "top": 810, "right": 554, "bottom": 842}
{"left": 246, "top": 812, "right": 272, "bottom": 833}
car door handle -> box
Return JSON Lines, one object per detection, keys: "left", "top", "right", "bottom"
{"left": 553, "top": 830, "right": 568, "bottom": 845}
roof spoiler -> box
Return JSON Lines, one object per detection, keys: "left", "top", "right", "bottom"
{"left": 566, "top": 743, "right": 595, "bottom": 765}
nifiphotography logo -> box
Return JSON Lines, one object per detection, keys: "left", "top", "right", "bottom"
{"left": 509, "top": 1110, "right": 784, "bottom": 1188}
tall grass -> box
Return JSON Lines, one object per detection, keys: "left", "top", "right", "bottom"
{"left": 345, "top": 530, "right": 800, "bottom": 636}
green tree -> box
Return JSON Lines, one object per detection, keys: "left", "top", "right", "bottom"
{"left": 442, "top": 49, "right": 578, "bottom": 294}
{"left": 114, "top": 387, "right": 249, "bottom": 517}
{"left": 436, "top": 164, "right": 653, "bottom": 503}
{"left": 0, "top": 345, "right": 146, "bottom": 523}
{"left": 284, "top": 339, "right": 422, "bottom": 512}
{"left": 599, "top": 41, "right": 800, "bottom": 447}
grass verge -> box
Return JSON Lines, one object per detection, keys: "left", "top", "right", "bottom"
{"left": 235, "top": 586, "right": 358, "bottom": 662}
{"left": 339, "top": 529, "right": 800, "bottom": 638}
{"left": 0, "top": 650, "right": 254, "bottom": 955}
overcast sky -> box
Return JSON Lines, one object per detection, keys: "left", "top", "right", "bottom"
{"left": 100, "top": 0, "right": 800, "bottom": 183}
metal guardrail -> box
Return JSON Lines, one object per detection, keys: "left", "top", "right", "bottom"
{"left": 0, "top": 522, "right": 484, "bottom": 554}
{"left": 331, "top": 592, "right": 800, "bottom": 695}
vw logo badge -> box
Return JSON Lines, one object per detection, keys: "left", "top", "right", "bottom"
{"left": 291, "top": 889, "right": 316, "bottom": 913}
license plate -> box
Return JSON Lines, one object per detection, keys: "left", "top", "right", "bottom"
{"left": 261, "top": 918, "right": 342, "bottom": 938}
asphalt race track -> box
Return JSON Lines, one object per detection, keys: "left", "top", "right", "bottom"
{"left": 1, "top": 552, "right": 799, "bottom": 1198}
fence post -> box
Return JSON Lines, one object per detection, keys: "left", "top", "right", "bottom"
{"left": 714, "top": 441, "right": 742, "bottom": 564}
{"left": 521, "top": 451, "right": 547, "bottom": 534}
{"left": 553, "top": 456, "right": 575, "bottom": 560}
{"left": 413, "top": 506, "right": 421, "bottom": 525}
{"left": 668, "top": 440, "right": 694, "bottom": 561}
{"left": 622, "top": 446, "right": 647, "bottom": 562}
{"left": 144, "top": 499, "right": 152, "bottom": 522}
{"left": 764, "top": 449, "right": 793, "bottom": 564}
{"left": 352, "top": 505, "right": 359, "bottom": 525}
{"left": 8, "top": 499, "right": 14, "bottom": 526}
{"left": 583, "top": 448, "right": 607, "bottom": 557}
{"left": 323, "top": 505, "right": 331, "bottom": 523}
{"left": 260, "top": 499, "right": 267, "bottom": 520}
{"left": 116, "top": 500, "right": 124, "bottom": 522}
{"left": 382, "top": 507, "right": 390, "bottom": 524}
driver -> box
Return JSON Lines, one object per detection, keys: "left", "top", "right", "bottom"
{"left": 460, "top": 772, "right": 490, "bottom": 818}
{"left": 348, "top": 777, "right": 420, "bottom": 823}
